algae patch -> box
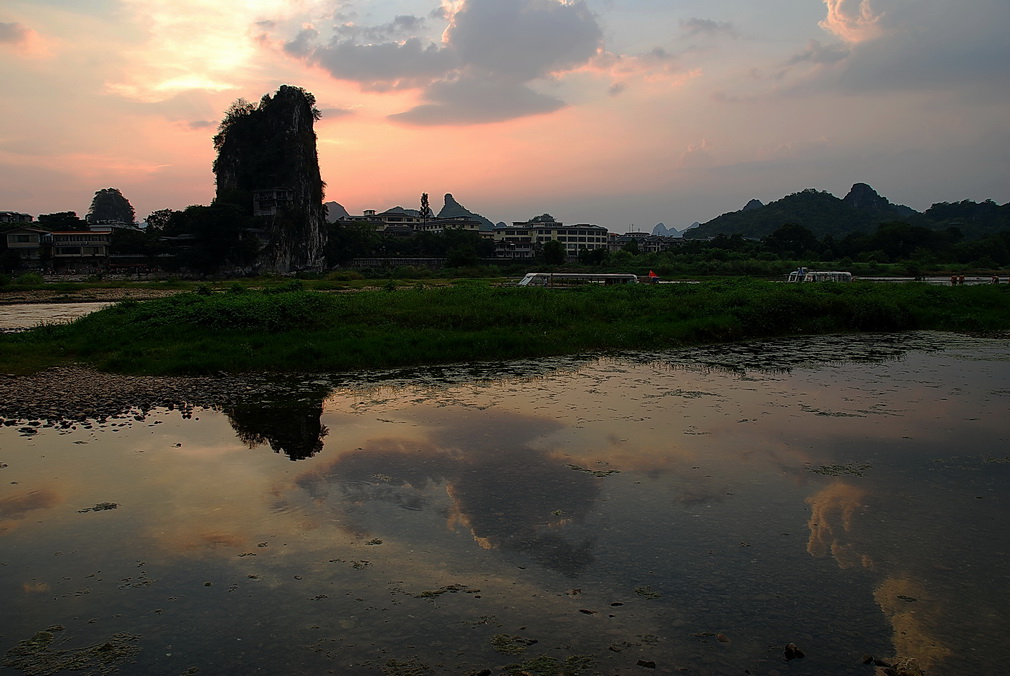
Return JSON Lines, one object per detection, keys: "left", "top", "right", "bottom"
{"left": 491, "top": 634, "right": 538, "bottom": 656}
{"left": 502, "top": 654, "right": 596, "bottom": 675}
{"left": 382, "top": 656, "right": 432, "bottom": 675}
{"left": 808, "top": 462, "right": 872, "bottom": 477}
{"left": 413, "top": 584, "right": 480, "bottom": 599}
{"left": 3, "top": 625, "right": 140, "bottom": 675}
{"left": 566, "top": 464, "right": 619, "bottom": 478}
{"left": 634, "top": 585, "right": 662, "bottom": 599}
{"left": 77, "top": 502, "right": 119, "bottom": 513}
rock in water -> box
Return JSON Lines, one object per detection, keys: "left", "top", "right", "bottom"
{"left": 214, "top": 85, "right": 327, "bottom": 273}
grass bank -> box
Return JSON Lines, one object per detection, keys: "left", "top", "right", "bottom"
{"left": 2, "top": 280, "right": 1008, "bottom": 375}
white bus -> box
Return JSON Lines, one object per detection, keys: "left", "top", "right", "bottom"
{"left": 786, "top": 268, "right": 853, "bottom": 283}
{"left": 518, "top": 272, "right": 639, "bottom": 287}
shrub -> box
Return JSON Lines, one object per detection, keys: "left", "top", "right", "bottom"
{"left": 325, "top": 270, "right": 365, "bottom": 281}
{"left": 14, "top": 272, "right": 44, "bottom": 286}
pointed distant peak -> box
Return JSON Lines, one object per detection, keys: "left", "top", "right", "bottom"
{"left": 843, "top": 182, "right": 887, "bottom": 210}
{"left": 437, "top": 193, "right": 496, "bottom": 230}
{"left": 652, "top": 222, "right": 680, "bottom": 237}
{"left": 324, "top": 201, "right": 349, "bottom": 222}
{"left": 742, "top": 199, "right": 763, "bottom": 211}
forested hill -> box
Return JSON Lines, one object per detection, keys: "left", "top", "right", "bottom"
{"left": 686, "top": 184, "right": 1009, "bottom": 241}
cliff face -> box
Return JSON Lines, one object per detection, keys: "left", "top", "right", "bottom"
{"left": 214, "top": 85, "right": 326, "bottom": 273}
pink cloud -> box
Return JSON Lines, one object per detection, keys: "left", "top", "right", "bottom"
{"left": 820, "top": 0, "right": 886, "bottom": 43}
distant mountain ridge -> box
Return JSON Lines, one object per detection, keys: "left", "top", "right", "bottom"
{"left": 652, "top": 223, "right": 677, "bottom": 237}
{"left": 652, "top": 222, "right": 700, "bottom": 237}
{"left": 683, "top": 182, "right": 1001, "bottom": 240}
{"left": 324, "top": 201, "right": 349, "bottom": 222}
{"left": 438, "top": 193, "right": 496, "bottom": 231}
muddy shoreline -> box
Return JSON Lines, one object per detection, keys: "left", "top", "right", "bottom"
{"left": 0, "top": 365, "right": 323, "bottom": 426}
{"left": 0, "top": 288, "right": 185, "bottom": 305}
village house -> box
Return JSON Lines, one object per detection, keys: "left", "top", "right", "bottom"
{"left": 609, "top": 231, "right": 683, "bottom": 254}
{"left": 4, "top": 226, "right": 111, "bottom": 272}
{"left": 0, "top": 211, "right": 34, "bottom": 224}
{"left": 338, "top": 207, "right": 485, "bottom": 235}
{"left": 492, "top": 219, "right": 610, "bottom": 259}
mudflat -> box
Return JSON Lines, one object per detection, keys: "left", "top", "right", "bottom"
{"left": 0, "top": 287, "right": 185, "bottom": 305}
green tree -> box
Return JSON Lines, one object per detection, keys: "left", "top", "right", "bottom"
{"left": 173, "top": 203, "right": 256, "bottom": 272}
{"left": 88, "top": 188, "right": 136, "bottom": 224}
{"left": 145, "top": 208, "right": 178, "bottom": 234}
{"left": 324, "top": 221, "right": 380, "bottom": 265}
{"left": 764, "top": 222, "right": 818, "bottom": 258}
{"left": 542, "top": 239, "right": 566, "bottom": 265}
{"left": 621, "top": 239, "right": 641, "bottom": 255}
{"left": 446, "top": 244, "right": 479, "bottom": 268}
{"left": 37, "top": 211, "right": 86, "bottom": 230}
{"left": 578, "top": 247, "right": 609, "bottom": 266}
{"left": 110, "top": 228, "right": 167, "bottom": 257}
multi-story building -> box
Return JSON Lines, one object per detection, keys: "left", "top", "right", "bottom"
{"left": 609, "top": 231, "right": 683, "bottom": 254}
{"left": 414, "top": 215, "right": 484, "bottom": 234}
{"left": 492, "top": 219, "right": 610, "bottom": 259}
{"left": 49, "top": 231, "right": 111, "bottom": 259}
{"left": 0, "top": 211, "right": 34, "bottom": 224}
{"left": 339, "top": 208, "right": 485, "bottom": 235}
{"left": 5, "top": 227, "right": 48, "bottom": 265}
{"left": 252, "top": 188, "right": 295, "bottom": 217}
{"left": 3, "top": 227, "right": 110, "bottom": 270}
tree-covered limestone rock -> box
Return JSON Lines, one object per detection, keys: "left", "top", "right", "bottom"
{"left": 213, "top": 85, "right": 327, "bottom": 273}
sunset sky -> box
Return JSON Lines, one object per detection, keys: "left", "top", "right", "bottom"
{"left": 2, "top": 0, "right": 1008, "bottom": 232}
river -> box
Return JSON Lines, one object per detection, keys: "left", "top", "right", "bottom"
{"left": 1, "top": 332, "right": 1008, "bottom": 675}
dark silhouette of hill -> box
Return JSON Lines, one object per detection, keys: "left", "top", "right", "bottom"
{"left": 437, "top": 193, "right": 496, "bottom": 230}
{"left": 324, "top": 201, "right": 349, "bottom": 222}
{"left": 685, "top": 183, "right": 1008, "bottom": 241}
{"left": 920, "top": 199, "right": 1009, "bottom": 238}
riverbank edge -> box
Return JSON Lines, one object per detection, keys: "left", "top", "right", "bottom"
{"left": 4, "top": 281, "right": 1010, "bottom": 381}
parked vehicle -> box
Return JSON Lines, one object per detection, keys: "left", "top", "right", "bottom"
{"left": 786, "top": 268, "right": 853, "bottom": 282}
{"left": 518, "top": 272, "right": 639, "bottom": 287}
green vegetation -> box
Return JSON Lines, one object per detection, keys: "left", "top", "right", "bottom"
{"left": 3, "top": 280, "right": 1008, "bottom": 376}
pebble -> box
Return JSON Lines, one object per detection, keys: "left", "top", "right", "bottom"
{"left": 0, "top": 366, "right": 309, "bottom": 426}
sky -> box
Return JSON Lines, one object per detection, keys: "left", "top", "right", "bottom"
{"left": 2, "top": 0, "right": 1008, "bottom": 233}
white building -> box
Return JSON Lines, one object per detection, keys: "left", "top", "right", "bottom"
{"left": 492, "top": 219, "right": 609, "bottom": 259}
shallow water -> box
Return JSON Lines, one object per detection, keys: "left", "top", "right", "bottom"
{"left": 0, "top": 302, "right": 113, "bottom": 331}
{"left": 1, "top": 333, "right": 1008, "bottom": 675}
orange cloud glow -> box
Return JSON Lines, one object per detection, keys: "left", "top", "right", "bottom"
{"left": 805, "top": 481, "right": 873, "bottom": 570}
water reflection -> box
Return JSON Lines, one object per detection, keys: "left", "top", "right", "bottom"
{"left": 1, "top": 332, "right": 1008, "bottom": 675}
{"left": 0, "top": 488, "right": 62, "bottom": 534}
{"left": 227, "top": 397, "right": 328, "bottom": 461}
{"left": 295, "top": 412, "right": 601, "bottom": 577}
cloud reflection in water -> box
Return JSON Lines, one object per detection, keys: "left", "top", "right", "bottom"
{"left": 294, "top": 411, "right": 602, "bottom": 577}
